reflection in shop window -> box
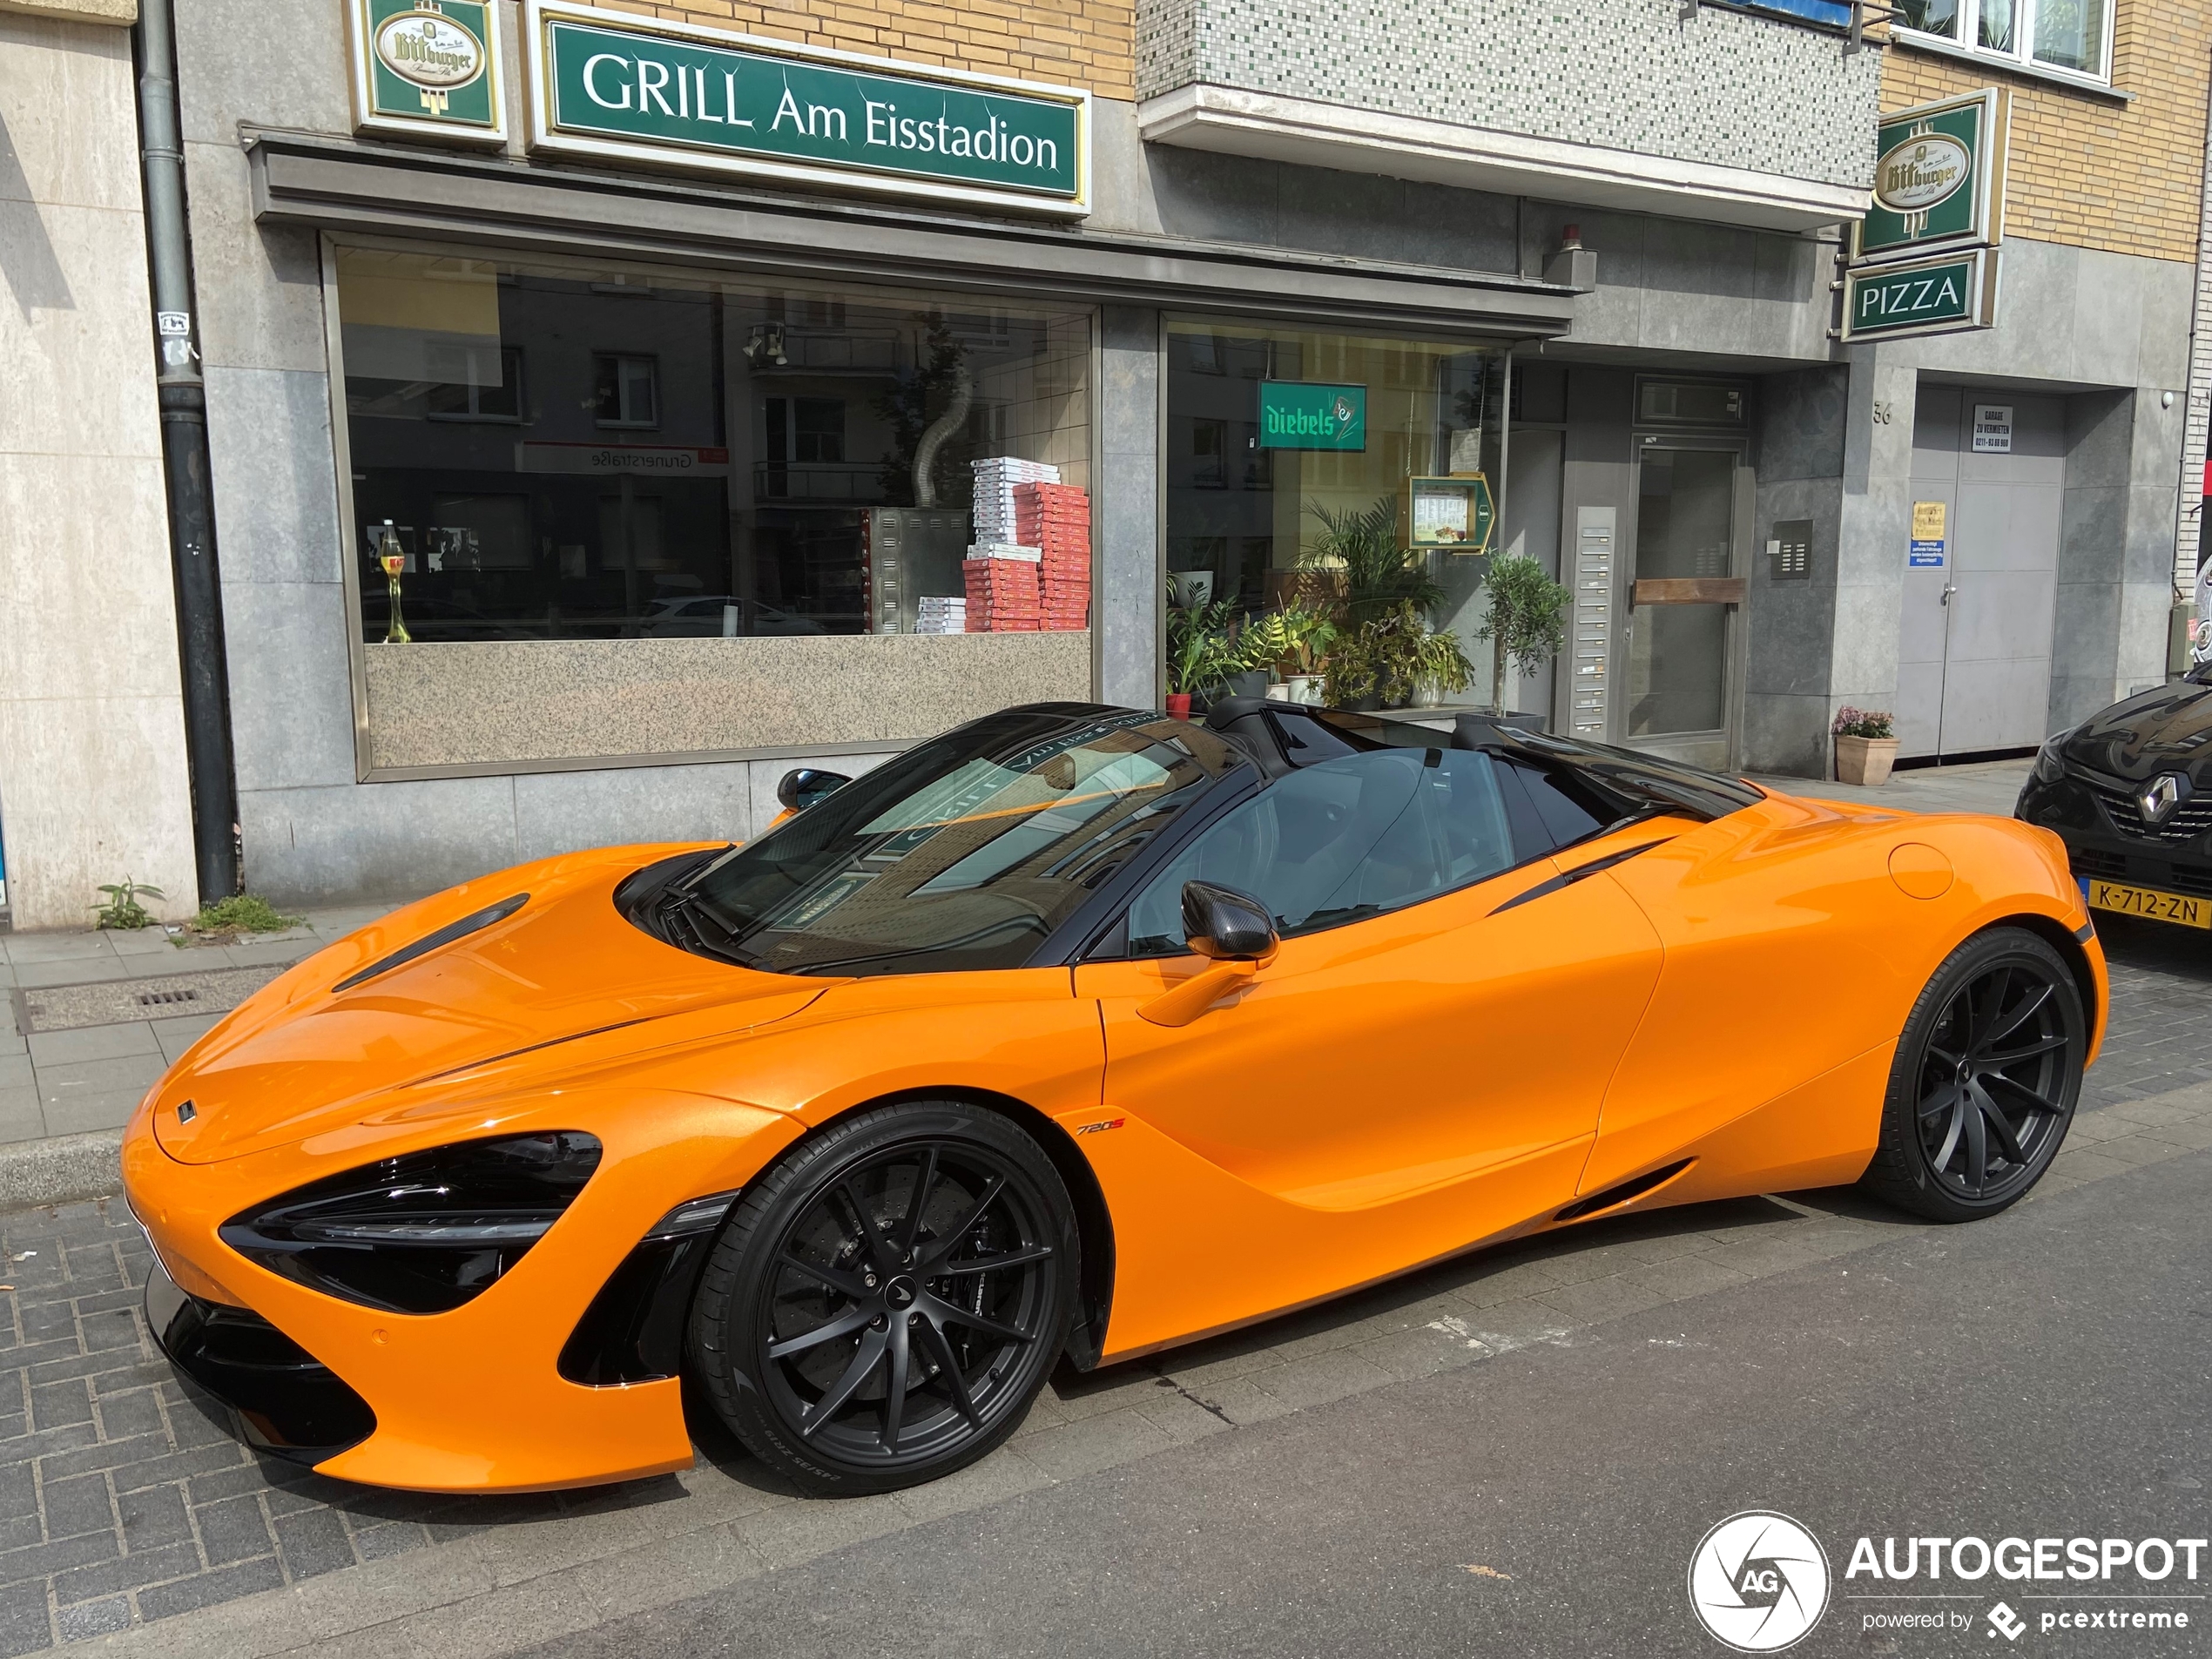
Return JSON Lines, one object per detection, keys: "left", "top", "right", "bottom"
{"left": 592, "top": 354, "right": 660, "bottom": 429}
{"left": 333, "top": 246, "right": 1092, "bottom": 644}
{"left": 1191, "top": 418, "right": 1228, "bottom": 489}
{"left": 425, "top": 347, "right": 524, "bottom": 422}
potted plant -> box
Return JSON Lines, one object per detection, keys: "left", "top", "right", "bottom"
{"left": 1300, "top": 497, "right": 1444, "bottom": 628}
{"left": 1832, "top": 706, "right": 1899, "bottom": 786}
{"left": 1474, "top": 552, "right": 1570, "bottom": 720}
{"left": 1320, "top": 623, "right": 1384, "bottom": 710}
{"left": 1241, "top": 604, "right": 1337, "bottom": 705}
{"left": 1408, "top": 624, "right": 1475, "bottom": 708}
{"left": 1164, "top": 595, "right": 1238, "bottom": 718}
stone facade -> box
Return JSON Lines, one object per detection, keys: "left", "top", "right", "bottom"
{"left": 0, "top": 13, "right": 196, "bottom": 928}
{"left": 1137, "top": 0, "right": 1881, "bottom": 191}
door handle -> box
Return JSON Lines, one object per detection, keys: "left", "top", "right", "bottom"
{"left": 1940, "top": 584, "right": 1958, "bottom": 607}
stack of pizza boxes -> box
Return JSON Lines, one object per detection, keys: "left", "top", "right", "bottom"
{"left": 1014, "top": 482, "right": 1091, "bottom": 631}
{"left": 961, "top": 544, "right": 1042, "bottom": 631}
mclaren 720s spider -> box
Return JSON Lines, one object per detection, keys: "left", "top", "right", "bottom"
{"left": 124, "top": 699, "right": 2104, "bottom": 1495}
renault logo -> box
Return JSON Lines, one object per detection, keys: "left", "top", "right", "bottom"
{"left": 2138, "top": 772, "right": 2189, "bottom": 825}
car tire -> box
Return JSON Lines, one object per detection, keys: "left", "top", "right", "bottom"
{"left": 688, "top": 1100, "right": 1079, "bottom": 1495}
{"left": 1859, "top": 926, "right": 2085, "bottom": 1224}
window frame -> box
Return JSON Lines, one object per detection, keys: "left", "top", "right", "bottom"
{"left": 1892, "top": 0, "right": 2116, "bottom": 89}
{"left": 591, "top": 352, "right": 662, "bottom": 430}
{"left": 422, "top": 345, "right": 527, "bottom": 426}
{"left": 1115, "top": 746, "right": 1571, "bottom": 961}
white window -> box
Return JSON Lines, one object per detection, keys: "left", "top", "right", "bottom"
{"left": 1892, "top": 0, "right": 2114, "bottom": 84}
{"left": 591, "top": 354, "right": 659, "bottom": 428}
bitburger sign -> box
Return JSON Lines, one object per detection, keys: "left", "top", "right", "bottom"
{"left": 1853, "top": 87, "right": 2009, "bottom": 263}
{"left": 348, "top": 0, "right": 507, "bottom": 143}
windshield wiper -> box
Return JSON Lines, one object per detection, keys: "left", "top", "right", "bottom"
{"left": 658, "top": 888, "right": 763, "bottom": 969}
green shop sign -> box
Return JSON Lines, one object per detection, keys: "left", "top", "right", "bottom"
{"left": 1856, "top": 88, "right": 2008, "bottom": 263}
{"left": 348, "top": 0, "right": 507, "bottom": 145}
{"left": 1841, "top": 248, "right": 1999, "bottom": 343}
{"left": 524, "top": 0, "right": 1087, "bottom": 215}
{"left": 1258, "top": 381, "right": 1367, "bottom": 451}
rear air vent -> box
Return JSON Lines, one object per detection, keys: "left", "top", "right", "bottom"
{"left": 333, "top": 893, "right": 529, "bottom": 992}
{"left": 1554, "top": 1159, "right": 1693, "bottom": 1224}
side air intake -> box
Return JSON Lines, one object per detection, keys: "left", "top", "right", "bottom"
{"left": 334, "top": 893, "right": 529, "bottom": 991}
{"left": 1554, "top": 1159, "right": 1693, "bottom": 1224}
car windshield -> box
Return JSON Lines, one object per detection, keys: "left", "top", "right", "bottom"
{"left": 675, "top": 708, "right": 1247, "bottom": 976}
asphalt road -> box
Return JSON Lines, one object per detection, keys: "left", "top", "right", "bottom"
{"left": 523, "top": 1141, "right": 2212, "bottom": 1659}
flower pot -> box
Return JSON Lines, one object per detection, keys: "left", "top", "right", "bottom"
{"left": 1835, "top": 734, "right": 1900, "bottom": 786}
{"left": 1347, "top": 693, "right": 1382, "bottom": 712}
{"left": 1165, "top": 692, "right": 1192, "bottom": 720}
{"left": 1168, "top": 571, "right": 1214, "bottom": 609}
{"left": 1284, "top": 674, "right": 1318, "bottom": 705}
{"left": 1227, "top": 670, "right": 1269, "bottom": 700}
{"left": 1411, "top": 676, "right": 1445, "bottom": 710}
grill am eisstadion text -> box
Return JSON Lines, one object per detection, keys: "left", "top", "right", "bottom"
{"left": 525, "top": 0, "right": 1088, "bottom": 213}
{"left": 573, "top": 51, "right": 1064, "bottom": 177}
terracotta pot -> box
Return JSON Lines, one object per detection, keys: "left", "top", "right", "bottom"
{"left": 1835, "top": 734, "right": 1900, "bottom": 786}
{"left": 1166, "top": 692, "right": 1192, "bottom": 720}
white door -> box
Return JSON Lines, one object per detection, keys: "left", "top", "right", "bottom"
{"left": 1898, "top": 388, "right": 2062, "bottom": 759}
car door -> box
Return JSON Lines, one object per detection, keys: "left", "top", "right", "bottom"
{"left": 1071, "top": 745, "right": 1667, "bottom": 1352}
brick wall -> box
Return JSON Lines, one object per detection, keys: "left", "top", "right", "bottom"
{"left": 589, "top": 0, "right": 1136, "bottom": 100}
{"left": 1880, "top": 3, "right": 2212, "bottom": 264}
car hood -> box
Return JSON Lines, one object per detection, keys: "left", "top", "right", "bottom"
{"left": 2061, "top": 677, "right": 2212, "bottom": 783}
{"left": 150, "top": 846, "right": 828, "bottom": 1164}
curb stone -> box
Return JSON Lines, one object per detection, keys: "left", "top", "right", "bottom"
{"left": 0, "top": 1128, "right": 124, "bottom": 1210}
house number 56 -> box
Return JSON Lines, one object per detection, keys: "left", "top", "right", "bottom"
{"left": 1872, "top": 401, "right": 1893, "bottom": 425}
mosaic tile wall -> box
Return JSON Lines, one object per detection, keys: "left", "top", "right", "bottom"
{"left": 1137, "top": 0, "right": 1880, "bottom": 190}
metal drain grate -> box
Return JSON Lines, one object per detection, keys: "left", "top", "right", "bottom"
{"left": 15, "top": 965, "right": 287, "bottom": 1034}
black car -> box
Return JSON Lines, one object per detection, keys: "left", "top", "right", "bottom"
{"left": 2016, "top": 664, "right": 2212, "bottom": 927}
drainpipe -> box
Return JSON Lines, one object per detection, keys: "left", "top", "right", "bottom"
{"left": 135, "top": 0, "right": 239, "bottom": 902}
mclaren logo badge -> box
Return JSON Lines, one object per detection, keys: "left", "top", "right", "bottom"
{"left": 2138, "top": 772, "right": 2188, "bottom": 826}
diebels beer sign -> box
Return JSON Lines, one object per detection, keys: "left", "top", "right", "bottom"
{"left": 1258, "top": 382, "right": 1367, "bottom": 451}
{"left": 522, "top": 0, "right": 1088, "bottom": 215}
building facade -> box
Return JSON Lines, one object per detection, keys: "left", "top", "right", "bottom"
{"left": 0, "top": 0, "right": 199, "bottom": 929}
{"left": 142, "top": 0, "right": 2202, "bottom": 908}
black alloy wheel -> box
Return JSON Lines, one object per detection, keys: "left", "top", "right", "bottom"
{"left": 1862, "top": 927, "right": 2085, "bottom": 1222}
{"left": 689, "top": 1102, "right": 1077, "bottom": 1494}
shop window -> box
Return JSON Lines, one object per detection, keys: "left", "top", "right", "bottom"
{"left": 1164, "top": 316, "right": 1502, "bottom": 658}
{"left": 1897, "top": 0, "right": 2110, "bottom": 81}
{"left": 333, "top": 246, "right": 1092, "bottom": 645}
{"left": 593, "top": 355, "right": 660, "bottom": 429}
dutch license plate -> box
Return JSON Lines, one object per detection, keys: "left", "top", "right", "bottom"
{"left": 2085, "top": 879, "right": 2212, "bottom": 929}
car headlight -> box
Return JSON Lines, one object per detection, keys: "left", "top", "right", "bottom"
{"left": 219, "top": 1132, "right": 602, "bottom": 1314}
{"left": 2033, "top": 728, "right": 2076, "bottom": 784}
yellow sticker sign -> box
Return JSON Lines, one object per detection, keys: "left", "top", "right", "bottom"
{"left": 1912, "top": 501, "right": 1946, "bottom": 540}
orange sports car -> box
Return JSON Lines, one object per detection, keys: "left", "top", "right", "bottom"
{"left": 123, "top": 700, "right": 2103, "bottom": 1496}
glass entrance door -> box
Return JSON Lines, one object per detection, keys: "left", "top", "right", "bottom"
{"left": 1625, "top": 446, "right": 1744, "bottom": 770}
